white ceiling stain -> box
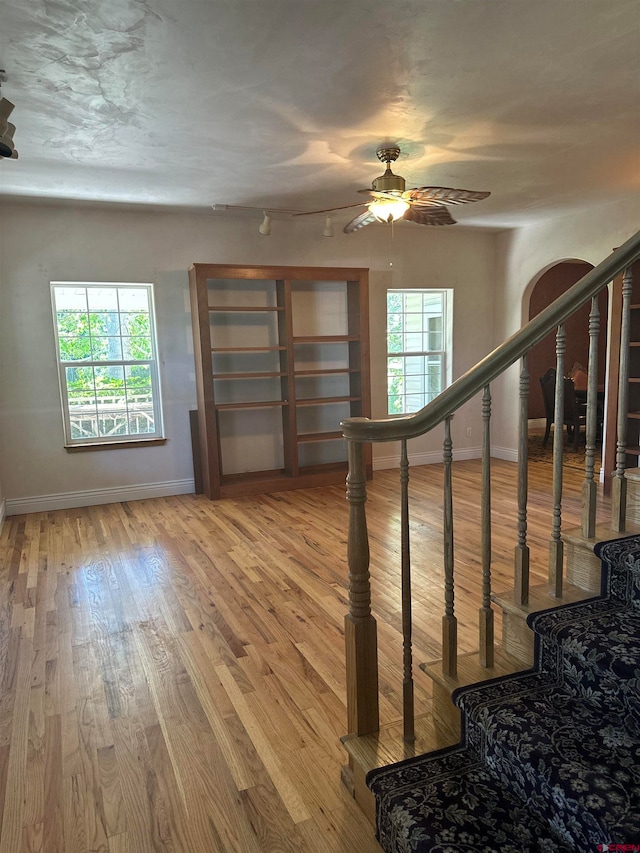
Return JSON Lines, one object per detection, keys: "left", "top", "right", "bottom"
{"left": 0, "top": 0, "right": 639, "bottom": 227}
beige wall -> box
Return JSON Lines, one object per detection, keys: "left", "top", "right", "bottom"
{"left": 0, "top": 200, "right": 498, "bottom": 511}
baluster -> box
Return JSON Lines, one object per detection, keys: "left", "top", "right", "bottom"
{"left": 514, "top": 355, "right": 530, "bottom": 605}
{"left": 400, "top": 440, "right": 414, "bottom": 742}
{"left": 345, "top": 437, "right": 379, "bottom": 735}
{"left": 612, "top": 267, "right": 633, "bottom": 532}
{"left": 582, "top": 296, "right": 600, "bottom": 537}
{"left": 549, "top": 325, "right": 565, "bottom": 597}
{"left": 442, "top": 416, "right": 457, "bottom": 677}
{"left": 479, "top": 385, "right": 494, "bottom": 667}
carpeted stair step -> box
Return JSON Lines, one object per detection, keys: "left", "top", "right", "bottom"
{"left": 367, "top": 747, "right": 573, "bottom": 853}
{"left": 462, "top": 683, "right": 640, "bottom": 847}
{"left": 530, "top": 600, "right": 640, "bottom": 734}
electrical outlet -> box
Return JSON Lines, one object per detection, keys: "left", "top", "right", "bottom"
{"left": 466, "top": 427, "right": 472, "bottom": 438}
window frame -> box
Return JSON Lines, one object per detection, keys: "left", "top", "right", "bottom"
{"left": 51, "top": 281, "right": 165, "bottom": 449}
{"left": 386, "top": 288, "right": 453, "bottom": 416}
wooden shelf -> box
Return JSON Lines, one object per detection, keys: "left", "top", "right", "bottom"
{"left": 294, "top": 368, "right": 358, "bottom": 376}
{"left": 211, "top": 346, "right": 286, "bottom": 352}
{"left": 293, "top": 335, "right": 359, "bottom": 343}
{"left": 214, "top": 400, "right": 288, "bottom": 410}
{"left": 625, "top": 447, "right": 640, "bottom": 457}
{"left": 189, "top": 262, "right": 372, "bottom": 499}
{"left": 296, "top": 396, "right": 360, "bottom": 406}
{"left": 209, "top": 306, "right": 284, "bottom": 312}
{"left": 628, "top": 412, "right": 640, "bottom": 419}
{"left": 297, "top": 431, "right": 344, "bottom": 443}
{"left": 213, "top": 371, "right": 286, "bottom": 380}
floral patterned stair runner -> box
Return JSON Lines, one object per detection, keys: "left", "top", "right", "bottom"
{"left": 367, "top": 536, "right": 640, "bottom": 853}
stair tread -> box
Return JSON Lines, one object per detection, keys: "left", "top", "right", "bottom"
{"left": 561, "top": 523, "right": 640, "bottom": 546}
{"left": 341, "top": 710, "right": 457, "bottom": 774}
{"left": 491, "top": 580, "right": 592, "bottom": 615}
{"left": 419, "top": 648, "right": 525, "bottom": 693}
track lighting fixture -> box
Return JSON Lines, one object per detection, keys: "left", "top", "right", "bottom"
{"left": 323, "top": 214, "right": 334, "bottom": 237}
{"left": 258, "top": 211, "right": 271, "bottom": 236}
{"left": 0, "top": 71, "right": 18, "bottom": 160}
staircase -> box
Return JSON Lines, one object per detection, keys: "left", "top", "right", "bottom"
{"left": 337, "top": 231, "right": 640, "bottom": 849}
{"left": 367, "top": 535, "right": 640, "bottom": 851}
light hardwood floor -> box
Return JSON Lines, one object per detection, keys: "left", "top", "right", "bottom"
{"left": 0, "top": 457, "right": 606, "bottom": 852}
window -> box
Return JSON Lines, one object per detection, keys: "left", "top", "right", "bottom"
{"left": 51, "top": 282, "right": 164, "bottom": 447}
{"left": 387, "top": 289, "right": 453, "bottom": 415}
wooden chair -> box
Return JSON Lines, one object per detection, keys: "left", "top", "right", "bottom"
{"left": 539, "top": 367, "right": 587, "bottom": 451}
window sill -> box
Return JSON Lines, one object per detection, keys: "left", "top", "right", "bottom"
{"left": 65, "top": 438, "right": 167, "bottom": 453}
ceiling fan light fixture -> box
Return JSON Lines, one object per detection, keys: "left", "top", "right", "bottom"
{"left": 323, "top": 214, "right": 334, "bottom": 237}
{"left": 368, "top": 197, "right": 410, "bottom": 223}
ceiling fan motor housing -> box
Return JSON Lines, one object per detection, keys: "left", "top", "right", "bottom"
{"left": 372, "top": 146, "right": 406, "bottom": 194}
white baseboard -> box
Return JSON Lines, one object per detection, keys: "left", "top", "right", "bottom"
{"left": 491, "top": 446, "right": 518, "bottom": 462}
{"left": 374, "top": 446, "right": 482, "bottom": 471}
{"left": 0, "top": 498, "right": 5, "bottom": 532}
{"left": 5, "top": 478, "right": 195, "bottom": 516}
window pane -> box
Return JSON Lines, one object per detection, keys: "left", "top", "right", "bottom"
{"left": 57, "top": 311, "right": 89, "bottom": 338}
{"left": 405, "top": 313, "right": 422, "bottom": 332}
{"left": 55, "top": 288, "right": 88, "bottom": 312}
{"left": 87, "top": 288, "right": 118, "bottom": 311}
{"left": 387, "top": 292, "right": 402, "bottom": 314}
{"left": 405, "top": 395, "right": 423, "bottom": 413}
{"left": 90, "top": 312, "right": 120, "bottom": 335}
{"left": 121, "top": 312, "right": 150, "bottom": 336}
{"left": 59, "top": 337, "right": 92, "bottom": 361}
{"left": 404, "top": 293, "right": 422, "bottom": 312}
{"left": 123, "top": 336, "right": 152, "bottom": 360}
{"left": 129, "top": 409, "right": 155, "bottom": 434}
{"left": 423, "top": 292, "right": 443, "bottom": 313}
{"left": 91, "top": 337, "right": 123, "bottom": 361}
{"left": 403, "top": 333, "right": 422, "bottom": 352}
{"left": 118, "top": 288, "right": 149, "bottom": 312}
{"left": 405, "top": 356, "right": 423, "bottom": 375}
{"left": 388, "top": 333, "right": 402, "bottom": 353}
{"left": 388, "top": 395, "right": 403, "bottom": 414}
{"left": 98, "top": 410, "right": 129, "bottom": 437}
{"left": 429, "top": 331, "right": 443, "bottom": 351}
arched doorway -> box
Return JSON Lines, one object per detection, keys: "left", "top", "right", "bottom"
{"left": 526, "top": 261, "right": 606, "bottom": 425}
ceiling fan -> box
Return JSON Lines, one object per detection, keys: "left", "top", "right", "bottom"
{"left": 295, "top": 146, "right": 490, "bottom": 233}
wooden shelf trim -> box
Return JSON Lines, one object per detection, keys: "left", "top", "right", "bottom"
{"left": 209, "top": 306, "right": 284, "bottom": 312}
{"left": 211, "top": 346, "right": 286, "bottom": 352}
{"left": 294, "top": 368, "right": 358, "bottom": 376}
{"left": 296, "top": 395, "right": 361, "bottom": 406}
{"left": 297, "top": 431, "right": 344, "bottom": 443}
{"left": 628, "top": 412, "right": 640, "bottom": 419}
{"left": 625, "top": 447, "right": 640, "bottom": 456}
{"left": 215, "top": 400, "right": 288, "bottom": 410}
{"left": 213, "top": 371, "right": 287, "bottom": 380}
{"left": 293, "top": 335, "right": 359, "bottom": 344}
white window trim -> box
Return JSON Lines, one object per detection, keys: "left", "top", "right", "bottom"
{"left": 51, "top": 281, "right": 165, "bottom": 448}
{"left": 386, "top": 288, "right": 454, "bottom": 416}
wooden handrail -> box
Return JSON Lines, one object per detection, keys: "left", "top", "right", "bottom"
{"left": 342, "top": 230, "right": 640, "bottom": 443}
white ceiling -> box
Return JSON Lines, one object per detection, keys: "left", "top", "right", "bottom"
{"left": 1, "top": 0, "right": 639, "bottom": 229}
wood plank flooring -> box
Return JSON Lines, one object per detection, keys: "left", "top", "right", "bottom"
{"left": 0, "top": 457, "right": 606, "bottom": 852}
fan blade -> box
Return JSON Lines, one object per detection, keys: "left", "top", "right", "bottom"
{"left": 344, "top": 209, "right": 377, "bottom": 234}
{"left": 403, "top": 205, "right": 456, "bottom": 226}
{"left": 293, "top": 202, "right": 367, "bottom": 217}
{"left": 404, "top": 187, "right": 491, "bottom": 205}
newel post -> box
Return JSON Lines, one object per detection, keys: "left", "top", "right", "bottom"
{"left": 345, "top": 437, "right": 379, "bottom": 736}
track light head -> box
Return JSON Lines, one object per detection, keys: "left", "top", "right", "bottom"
{"left": 259, "top": 211, "right": 271, "bottom": 236}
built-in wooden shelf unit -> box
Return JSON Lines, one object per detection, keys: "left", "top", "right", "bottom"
{"left": 188, "top": 263, "right": 372, "bottom": 499}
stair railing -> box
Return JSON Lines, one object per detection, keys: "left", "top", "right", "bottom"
{"left": 341, "top": 230, "right": 640, "bottom": 743}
